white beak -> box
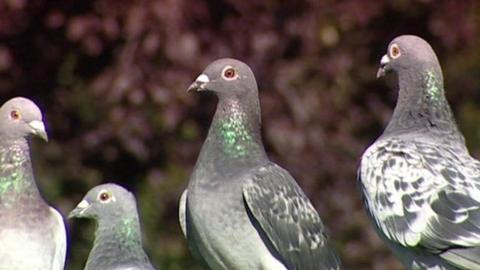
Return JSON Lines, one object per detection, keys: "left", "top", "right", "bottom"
{"left": 68, "top": 200, "right": 91, "bottom": 218}
{"left": 28, "top": 120, "right": 48, "bottom": 142}
{"left": 195, "top": 74, "right": 210, "bottom": 83}
{"left": 188, "top": 74, "right": 210, "bottom": 92}
{"left": 77, "top": 200, "right": 90, "bottom": 209}
{"left": 380, "top": 54, "right": 390, "bottom": 65}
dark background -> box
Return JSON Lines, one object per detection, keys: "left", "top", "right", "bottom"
{"left": 1, "top": 0, "right": 479, "bottom": 269}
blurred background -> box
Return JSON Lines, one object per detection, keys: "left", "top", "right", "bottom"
{"left": 1, "top": 0, "right": 479, "bottom": 269}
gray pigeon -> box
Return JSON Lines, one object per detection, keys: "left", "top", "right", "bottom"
{"left": 179, "top": 58, "right": 341, "bottom": 270}
{"left": 359, "top": 35, "right": 480, "bottom": 270}
{"left": 0, "top": 97, "right": 66, "bottom": 270}
{"left": 69, "top": 183, "right": 156, "bottom": 270}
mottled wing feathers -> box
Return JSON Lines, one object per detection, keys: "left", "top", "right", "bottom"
{"left": 440, "top": 246, "right": 480, "bottom": 269}
{"left": 243, "top": 163, "right": 341, "bottom": 270}
{"left": 360, "top": 138, "right": 480, "bottom": 258}
{"left": 112, "top": 265, "right": 150, "bottom": 270}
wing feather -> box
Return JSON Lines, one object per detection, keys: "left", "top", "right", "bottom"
{"left": 50, "top": 207, "right": 67, "bottom": 270}
{"left": 179, "top": 190, "right": 187, "bottom": 237}
{"left": 360, "top": 138, "right": 480, "bottom": 268}
{"left": 179, "top": 189, "right": 212, "bottom": 270}
{"left": 243, "top": 163, "right": 341, "bottom": 270}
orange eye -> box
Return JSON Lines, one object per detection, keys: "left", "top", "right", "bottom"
{"left": 390, "top": 44, "right": 401, "bottom": 59}
{"left": 99, "top": 191, "right": 110, "bottom": 202}
{"left": 10, "top": 110, "right": 20, "bottom": 120}
{"left": 222, "top": 66, "right": 238, "bottom": 80}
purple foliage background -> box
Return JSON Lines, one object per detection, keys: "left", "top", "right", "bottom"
{"left": 1, "top": 0, "right": 480, "bottom": 269}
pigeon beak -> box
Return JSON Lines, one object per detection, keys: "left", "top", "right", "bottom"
{"left": 376, "top": 54, "right": 390, "bottom": 78}
{"left": 68, "top": 200, "right": 91, "bottom": 218}
{"left": 28, "top": 120, "right": 48, "bottom": 142}
{"left": 187, "top": 74, "right": 210, "bottom": 92}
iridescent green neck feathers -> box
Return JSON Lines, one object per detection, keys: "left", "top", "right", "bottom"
{"left": 116, "top": 217, "right": 142, "bottom": 244}
{"left": 93, "top": 216, "right": 145, "bottom": 257}
{"left": 213, "top": 98, "right": 264, "bottom": 160}
{"left": 0, "top": 139, "right": 38, "bottom": 206}
{"left": 425, "top": 69, "right": 443, "bottom": 102}
{"left": 383, "top": 67, "right": 460, "bottom": 139}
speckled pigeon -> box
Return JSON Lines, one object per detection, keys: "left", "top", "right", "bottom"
{"left": 69, "top": 183, "right": 156, "bottom": 270}
{"left": 359, "top": 35, "right": 480, "bottom": 270}
{"left": 0, "top": 97, "right": 66, "bottom": 270}
{"left": 179, "top": 58, "right": 341, "bottom": 270}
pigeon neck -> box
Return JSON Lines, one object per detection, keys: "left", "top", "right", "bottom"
{"left": 203, "top": 96, "right": 267, "bottom": 170}
{"left": 0, "top": 138, "right": 43, "bottom": 207}
{"left": 89, "top": 215, "right": 148, "bottom": 267}
{"left": 382, "top": 66, "right": 462, "bottom": 141}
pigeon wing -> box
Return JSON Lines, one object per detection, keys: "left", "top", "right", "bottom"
{"left": 243, "top": 163, "right": 341, "bottom": 270}
{"left": 179, "top": 190, "right": 187, "bottom": 238}
{"left": 50, "top": 207, "right": 67, "bottom": 270}
{"left": 360, "top": 138, "right": 480, "bottom": 268}
{"left": 179, "top": 189, "right": 212, "bottom": 270}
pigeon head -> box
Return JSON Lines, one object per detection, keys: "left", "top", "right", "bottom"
{"left": 377, "top": 35, "right": 440, "bottom": 78}
{"left": 187, "top": 58, "right": 258, "bottom": 99}
{"left": 69, "top": 183, "right": 136, "bottom": 220}
{"left": 0, "top": 97, "right": 48, "bottom": 142}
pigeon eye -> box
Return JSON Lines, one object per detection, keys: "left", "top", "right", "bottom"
{"left": 224, "top": 68, "right": 235, "bottom": 78}
{"left": 10, "top": 110, "right": 21, "bottom": 120}
{"left": 98, "top": 191, "right": 111, "bottom": 203}
{"left": 222, "top": 66, "right": 238, "bottom": 81}
{"left": 390, "top": 44, "right": 401, "bottom": 59}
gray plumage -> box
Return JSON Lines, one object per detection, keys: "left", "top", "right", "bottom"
{"left": 0, "top": 97, "right": 66, "bottom": 270}
{"left": 359, "top": 35, "right": 480, "bottom": 270}
{"left": 69, "top": 183, "right": 155, "bottom": 270}
{"left": 179, "top": 58, "right": 341, "bottom": 270}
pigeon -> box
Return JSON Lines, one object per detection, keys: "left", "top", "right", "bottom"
{"left": 359, "top": 35, "right": 480, "bottom": 270}
{"left": 179, "top": 58, "right": 341, "bottom": 270}
{"left": 0, "top": 97, "right": 66, "bottom": 270}
{"left": 69, "top": 183, "right": 156, "bottom": 270}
